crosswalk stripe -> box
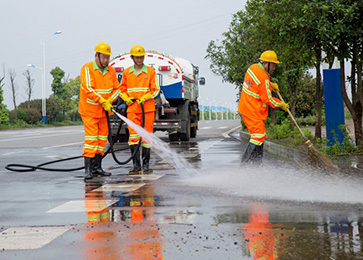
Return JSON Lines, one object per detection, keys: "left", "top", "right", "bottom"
{"left": 94, "top": 183, "right": 145, "bottom": 192}
{"left": 46, "top": 199, "right": 119, "bottom": 213}
{"left": 46, "top": 175, "right": 165, "bottom": 213}
{"left": 0, "top": 226, "right": 70, "bottom": 250}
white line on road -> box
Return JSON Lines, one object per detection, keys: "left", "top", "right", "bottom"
{"left": 222, "top": 125, "right": 241, "bottom": 138}
{"left": 0, "top": 131, "right": 83, "bottom": 143}
{"left": 0, "top": 226, "right": 70, "bottom": 250}
{"left": 42, "top": 142, "right": 83, "bottom": 150}
{"left": 46, "top": 199, "right": 119, "bottom": 213}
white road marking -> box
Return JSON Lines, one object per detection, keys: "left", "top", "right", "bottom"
{"left": 94, "top": 183, "right": 145, "bottom": 192}
{"left": 42, "top": 142, "right": 83, "bottom": 150}
{"left": 47, "top": 175, "right": 164, "bottom": 213}
{"left": 0, "top": 131, "right": 83, "bottom": 143}
{"left": 0, "top": 226, "right": 70, "bottom": 250}
{"left": 222, "top": 125, "right": 241, "bottom": 138}
{"left": 46, "top": 199, "right": 119, "bottom": 213}
{"left": 137, "top": 174, "right": 164, "bottom": 181}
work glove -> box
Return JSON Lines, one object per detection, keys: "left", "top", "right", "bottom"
{"left": 270, "top": 82, "right": 279, "bottom": 92}
{"left": 279, "top": 102, "right": 290, "bottom": 112}
{"left": 137, "top": 93, "right": 153, "bottom": 105}
{"left": 120, "top": 93, "right": 134, "bottom": 106}
{"left": 107, "top": 97, "right": 114, "bottom": 104}
{"left": 99, "top": 98, "right": 113, "bottom": 112}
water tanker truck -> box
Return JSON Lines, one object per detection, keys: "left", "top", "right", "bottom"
{"left": 109, "top": 50, "right": 205, "bottom": 142}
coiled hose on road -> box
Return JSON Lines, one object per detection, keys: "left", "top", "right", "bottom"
{"left": 5, "top": 101, "right": 144, "bottom": 173}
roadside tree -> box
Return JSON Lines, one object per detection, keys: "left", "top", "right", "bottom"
{"left": 8, "top": 69, "right": 18, "bottom": 121}
{"left": 23, "top": 69, "right": 35, "bottom": 109}
{"left": 0, "top": 70, "right": 9, "bottom": 125}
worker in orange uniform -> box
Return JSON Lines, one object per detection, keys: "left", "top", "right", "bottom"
{"left": 83, "top": 181, "right": 114, "bottom": 259}
{"left": 125, "top": 185, "right": 163, "bottom": 259}
{"left": 238, "top": 50, "right": 289, "bottom": 164}
{"left": 79, "top": 42, "right": 121, "bottom": 180}
{"left": 120, "top": 45, "right": 160, "bottom": 175}
{"left": 243, "top": 206, "right": 279, "bottom": 259}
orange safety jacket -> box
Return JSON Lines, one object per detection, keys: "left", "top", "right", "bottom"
{"left": 79, "top": 61, "right": 121, "bottom": 118}
{"left": 238, "top": 63, "right": 281, "bottom": 120}
{"left": 120, "top": 64, "right": 160, "bottom": 113}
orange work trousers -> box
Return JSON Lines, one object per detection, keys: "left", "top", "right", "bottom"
{"left": 242, "top": 114, "right": 267, "bottom": 146}
{"left": 127, "top": 111, "right": 155, "bottom": 148}
{"left": 82, "top": 116, "right": 108, "bottom": 158}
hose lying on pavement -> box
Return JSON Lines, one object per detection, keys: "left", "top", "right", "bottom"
{"left": 5, "top": 101, "right": 144, "bottom": 173}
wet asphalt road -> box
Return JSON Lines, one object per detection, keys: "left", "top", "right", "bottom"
{"left": 1, "top": 120, "right": 363, "bottom": 259}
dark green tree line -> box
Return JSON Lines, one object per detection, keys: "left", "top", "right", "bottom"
{"left": 206, "top": 0, "right": 363, "bottom": 150}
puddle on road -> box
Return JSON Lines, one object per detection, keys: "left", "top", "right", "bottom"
{"left": 177, "top": 164, "right": 363, "bottom": 259}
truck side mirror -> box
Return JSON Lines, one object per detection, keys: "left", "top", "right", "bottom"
{"left": 199, "top": 77, "right": 206, "bottom": 85}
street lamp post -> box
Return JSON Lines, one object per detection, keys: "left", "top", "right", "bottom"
{"left": 201, "top": 102, "right": 204, "bottom": 121}
{"left": 40, "top": 30, "right": 62, "bottom": 124}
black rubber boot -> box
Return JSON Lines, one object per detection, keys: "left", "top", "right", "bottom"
{"left": 254, "top": 143, "right": 264, "bottom": 165}
{"left": 241, "top": 143, "right": 263, "bottom": 164}
{"left": 92, "top": 154, "right": 111, "bottom": 176}
{"left": 129, "top": 145, "right": 142, "bottom": 175}
{"left": 84, "top": 157, "right": 94, "bottom": 181}
{"left": 142, "top": 147, "right": 153, "bottom": 174}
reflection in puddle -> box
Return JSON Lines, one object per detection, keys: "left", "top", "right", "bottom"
{"left": 83, "top": 180, "right": 163, "bottom": 259}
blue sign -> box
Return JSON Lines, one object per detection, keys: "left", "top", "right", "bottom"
{"left": 323, "top": 69, "right": 345, "bottom": 146}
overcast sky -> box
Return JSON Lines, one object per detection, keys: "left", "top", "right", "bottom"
{"left": 1, "top": 0, "right": 247, "bottom": 111}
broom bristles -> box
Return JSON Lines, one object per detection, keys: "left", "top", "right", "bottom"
{"left": 305, "top": 140, "right": 338, "bottom": 171}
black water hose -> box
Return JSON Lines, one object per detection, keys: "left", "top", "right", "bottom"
{"left": 105, "top": 100, "right": 145, "bottom": 165}
{"left": 5, "top": 101, "right": 145, "bottom": 172}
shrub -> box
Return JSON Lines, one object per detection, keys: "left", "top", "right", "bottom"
{"left": 321, "top": 125, "right": 356, "bottom": 155}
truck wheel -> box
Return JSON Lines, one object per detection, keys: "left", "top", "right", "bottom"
{"left": 180, "top": 117, "right": 191, "bottom": 141}
{"left": 190, "top": 126, "right": 197, "bottom": 138}
{"left": 169, "top": 133, "right": 180, "bottom": 142}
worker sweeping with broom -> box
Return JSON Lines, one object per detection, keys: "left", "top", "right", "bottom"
{"left": 238, "top": 50, "right": 289, "bottom": 164}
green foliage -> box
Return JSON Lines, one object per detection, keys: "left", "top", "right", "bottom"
{"left": 50, "top": 68, "right": 80, "bottom": 117}
{"left": 63, "top": 75, "right": 81, "bottom": 116}
{"left": 17, "top": 107, "right": 41, "bottom": 124}
{"left": 321, "top": 125, "right": 356, "bottom": 155}
{"left": 0, "top": 75, "right": 9, "bottom": 125}
{"left": 205, "top": 0, "right": 312, "bottom": 114}
{"left": 16, "top": 98, "right": 62, "bottom": 124}
{"left": 50, "top": 67, "right": 65, "bottom": 95}
{"left": 45, "top": 98, "right": 62, "bottom": 123}
{"left": 295, "top": 115, "right": 322, "bottom": 127}
{"left": 267, "top": 119, "right": 292, "bottom": 140}
{"left": 266, "top": 118, "right": 314, "bottom": 147}
{"left": 294, "top": 73, "right": 317, "bottom": 118}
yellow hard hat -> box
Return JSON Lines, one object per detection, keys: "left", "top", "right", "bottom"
{"left": 94, "top": 42, "right": 112, "bottom": 56}
{"left": 130, "top": 45, "right": 145, "bottom": 56}
{"left": 259, "top": 50, "right": 280, "bottom": 64}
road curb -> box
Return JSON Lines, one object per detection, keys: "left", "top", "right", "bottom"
{"left": 239, "top": 130, "right": 309, "bottom": 166}
{"left": 238, "top": 130, "right": 363, "bottom": 173}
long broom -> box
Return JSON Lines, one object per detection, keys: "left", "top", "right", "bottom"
{"left": 276, "top": 91, "right": 338, "bottom": 172}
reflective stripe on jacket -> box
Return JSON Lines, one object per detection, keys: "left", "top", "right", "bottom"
{"left": 79, "top": 61, "right": 120, "bottom": 118}
{"left": 120, "top": 64, "right": 160, "bottom": 113}
{"left": 238, "top": 63, "right": 281, "bottom": 120}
